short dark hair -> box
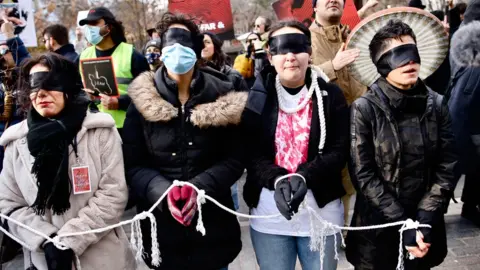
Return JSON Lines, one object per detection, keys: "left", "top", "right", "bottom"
{"left": 104, "top": 17, "right": 127, "bottom": 45}
{"left": 267, "top": 20, "right": 312, "bottom": 44}
{"left": 17, "top": 53, "right": 83, "bottom": 112}
{"left": 43, "top": 24, "right": 69, "bottom": 46}
{"left": 155, "top": 12, "right": 203, "bottom": 57}
{"left": 204, "top": 32, "right": 227, "bottom": 68}
{"left": 369, "top": 19, "right": 417, "bottom": 64}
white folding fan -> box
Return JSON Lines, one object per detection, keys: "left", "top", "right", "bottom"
{"left": 345, "top": 7, "right": 449, "bottom": 87}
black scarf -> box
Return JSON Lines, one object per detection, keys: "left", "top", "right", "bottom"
{"left": 27, "top": 98, "right": 88, "bottom": 215}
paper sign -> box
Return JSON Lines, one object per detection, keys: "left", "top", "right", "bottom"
{"left": 77, "top": 10, "right": 89, "bottom": 27}
{"left": 80, "top": 57, "right": 119, "bottom": 97}
{"left": 71, "top": 166, "right": 91, "bottom": 194}
{"left": 272, "top": 0, "right": 360, "bottom": 29}
{"left": 342, "top": 0, "right": 361, "bottom": 30}
{"left": 0, "top": 0, "right": 37, "bottom": 47}
{"left": 168, "top": 0, "right": 235, "bottom": 41}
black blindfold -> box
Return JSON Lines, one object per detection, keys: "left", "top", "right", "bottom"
{"left": 268, "top": 33, "right": 311, "bottom": 56}
{"left": 375, "top": 44, "right": 421, "bottom": 77}
{"left": 162, "top": 28, "right": 194, "bottom": 49}
{"left": 29, "top": 71, "right": 68, "bottom": 93}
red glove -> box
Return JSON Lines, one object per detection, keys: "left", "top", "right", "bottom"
{"left": 167, "top": 185, "right": 198, "bottom": 226}
{"left": 180, "top": 185, "right": 197, "bottom": 226}
{"left": 167, "top": 186, "right": 184, "bottom": 225}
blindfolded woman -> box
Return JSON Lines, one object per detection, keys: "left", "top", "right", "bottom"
{"left": 243, "top": 20, "right": 349, "bottom": 270}
{"left": 0, "top": 53, "right": 134, "bottom": 270}
{"left": 123, "top": 13, "right": 248, "bottom": 270}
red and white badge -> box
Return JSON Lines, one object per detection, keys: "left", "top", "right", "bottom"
{"left": 71, "top": 165, "right": 91, "bottom": 194}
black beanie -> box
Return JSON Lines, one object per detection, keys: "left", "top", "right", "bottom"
{"left": 463, "top": 0, "right": 480, "bottom": 24}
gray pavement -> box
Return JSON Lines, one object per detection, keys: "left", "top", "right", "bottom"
{"left": 3, "top": 177, "right": 480, "bottom": 270}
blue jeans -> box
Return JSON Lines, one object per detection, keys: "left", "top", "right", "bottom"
{"left": 250, "top": 227, "right": 340, "bottom": 270}
{"left": 231, "top": 183, "right": 239, "bottom": 211}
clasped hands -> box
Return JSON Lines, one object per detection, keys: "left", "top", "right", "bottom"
{"left": 167, "top": 185, "right": 198, "bottom": 226}
{"left": 274, "top": 175, "right": 308, "bottom": 220}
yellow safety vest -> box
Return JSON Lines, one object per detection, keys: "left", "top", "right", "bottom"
{"left": 80, "top": 42, "right": 133, "bottom": 128}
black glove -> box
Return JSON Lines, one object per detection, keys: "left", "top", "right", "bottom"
{"left": 43, "top": 242, "right": 74, "bottom": 270}
{"left": 416, "top": 210, "right": 439, "bottom": 244}
{"left": 288, "top": 175, "right": 308, "bottom": 214}
{"left": 402, "top": 228, "right": 418, "bottom": 247}
{"left": 274, "top": 176, "right": 308, "bottom": 220}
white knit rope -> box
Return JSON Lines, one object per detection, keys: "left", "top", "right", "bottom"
{"left": 0, "top": 174, "right": 431, "bottom": 270}
{"left": 275, "top": 69, "right": 327, "bottom": 153}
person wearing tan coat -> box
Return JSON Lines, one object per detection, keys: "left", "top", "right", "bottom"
{"left": 0, "top": 54, "right": 135, "bottom": 270}
{"left": 310, "top": 0, "right": 377, "bottom": 228}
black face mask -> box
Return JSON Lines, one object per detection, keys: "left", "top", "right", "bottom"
{"left": 268, "top": 33, "right": 311, "bottom": 56}
{"left": 162, "top": 28, "right": 195, "bottom": 49}
{"left": 29, "top": 71, "right": 66, "bottom": 93}
{"left": 375, "top": 44, "right": 421, "bottom": 77}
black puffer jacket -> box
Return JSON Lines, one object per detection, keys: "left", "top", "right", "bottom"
{"left": 346, "top": 78, "right": 457, "bottom": 269}
{"left": 123, "top": 67, "right": 248, "bottom": 270}
{"left": 243, "top": 66, "right": 349, "bottom": 209}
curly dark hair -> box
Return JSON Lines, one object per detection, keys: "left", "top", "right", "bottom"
{"left": 369, "top": 19, "right": 417, "bottom": 64}
{"left": 155, "top": 12, "right": 204, "bottom": 58}
{"left": 17, "top": 53, "right": 84, "bottom": 113}
{"left": 104, "top": 17, "right": 127, "bottom": 45}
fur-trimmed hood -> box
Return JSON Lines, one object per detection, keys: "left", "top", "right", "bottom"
{"left": 451, "top": 21, "right": 480, "bottom": 67}
{"left": 128, "top": 71, "right": 248, "bottom": 128}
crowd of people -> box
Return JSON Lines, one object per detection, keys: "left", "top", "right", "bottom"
{"left": 0, "top": 0, "right": 477, "bottom": 269}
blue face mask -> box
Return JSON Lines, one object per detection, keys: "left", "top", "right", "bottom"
{"left": 145, "top": 52, "right": 161, "bottom": 65}
{"left": 160, "top": 43, "right": 197, "bottom": 75}
{"left": 85, "top": 25, "right": 107, "bottom": 45}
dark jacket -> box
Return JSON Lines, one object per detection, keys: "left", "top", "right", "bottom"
{"left": 123, "top": 66, "right": 247, "bottom": 270}
{"left": 55, "top": 44, "right": 79, "bottom": 63}
{"left": 243, "top": 66, "right": 349, "bottom": 209}
{"left": 448, "top": 21, "right": 480, "bottom": 174}
{"left": 346, "top": 79, "right": 457, "bottom": 269}
{"left": 221, "top": 65, "right": 249, "bottom": 91}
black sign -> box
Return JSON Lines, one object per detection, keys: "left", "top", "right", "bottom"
{"left": 80, "top": 57, "right": 119, "bottom": 96}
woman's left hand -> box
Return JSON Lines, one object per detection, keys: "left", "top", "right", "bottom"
{"left": 99, "top": 94, "right": 119, "bottom": 110}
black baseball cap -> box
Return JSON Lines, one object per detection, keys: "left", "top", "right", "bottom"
{"left": 79, "top": 7, "right": 116, "bottom": 26}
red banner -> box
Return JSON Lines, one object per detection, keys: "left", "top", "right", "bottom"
{"left": 168, "top": 0, "right": 235, "bottom": 41}
{"left": 272, "top": 0, "right": 360, "bottom": 30}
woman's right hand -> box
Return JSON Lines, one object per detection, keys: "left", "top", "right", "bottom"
{"left": 44, "top": 242, "right": 74, "bottom": 270}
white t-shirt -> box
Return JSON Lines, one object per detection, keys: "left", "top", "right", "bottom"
{"left": 251, "top": 190, "right": 343, "bottom": 237}
{"left": 250, "top": 84, "right": 343, "bottom": 236}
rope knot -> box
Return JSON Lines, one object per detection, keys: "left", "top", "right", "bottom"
{"left": 134, "top": 211, "right": 150, "bottom": 221}
{"left": 400, "top": 219, "right": 420, "bottom": 232}
{"left": 52, "top": 235, "right": 68, "bottom": 250}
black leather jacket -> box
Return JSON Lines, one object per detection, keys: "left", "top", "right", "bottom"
{"left": 346, "top": 78, "right": 457, "bottom": 269}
